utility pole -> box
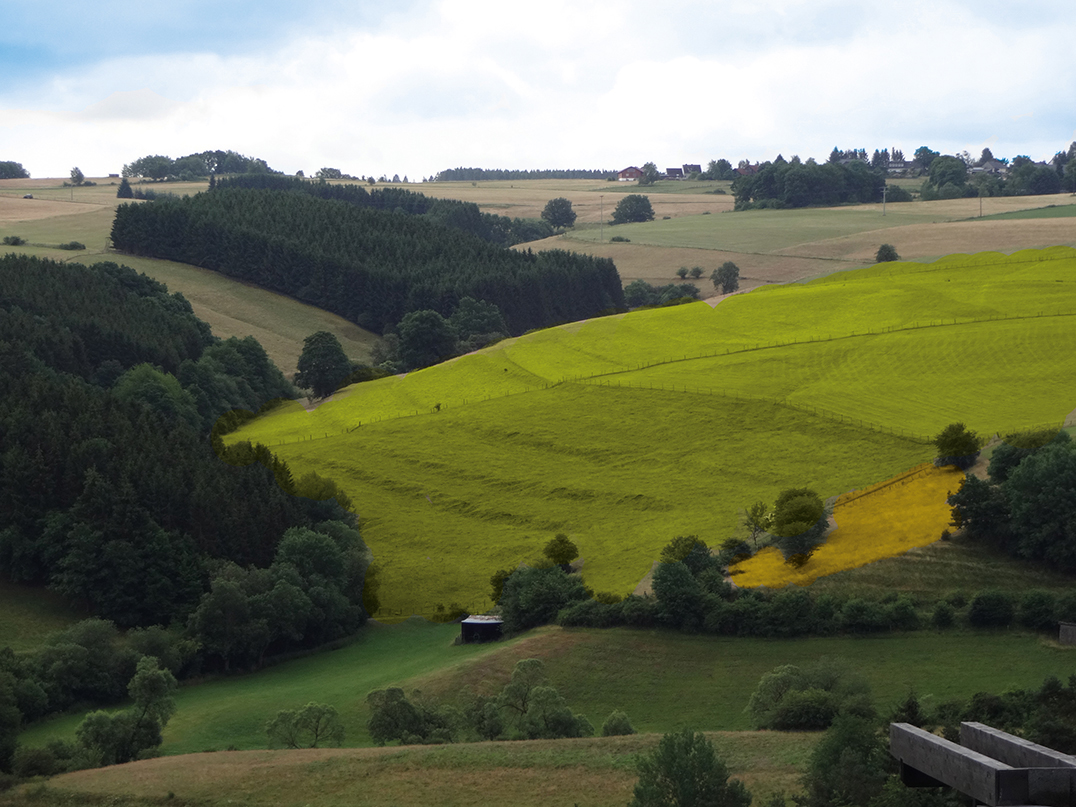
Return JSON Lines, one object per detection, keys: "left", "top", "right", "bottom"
{"left": 600, "top": 195, "right": 604, "bottom": 243}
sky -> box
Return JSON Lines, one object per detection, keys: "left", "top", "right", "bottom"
{"left": 3, "top": 0, "right": 1075, "bottom": 179}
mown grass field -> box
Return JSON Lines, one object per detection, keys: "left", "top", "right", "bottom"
{"left": 228, "top": 247, "right": 1076, "bottom": 616}
{"left": 3, "top": 731, "right": 815, "bottom": 807}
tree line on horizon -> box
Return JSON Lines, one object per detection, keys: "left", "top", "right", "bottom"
{"left": 110, "top": 183, "right": 626, "bottom": 336}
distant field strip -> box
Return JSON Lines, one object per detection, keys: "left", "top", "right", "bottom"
{"left": 228, "top": 248, "right": 1076, "bottom": 614}
{"left": 730, "top": 464, "right": 963, "bottom": 588}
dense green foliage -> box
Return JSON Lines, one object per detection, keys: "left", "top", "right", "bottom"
{"left": 265, "top": 702, "right": 345, "bottom": 748}
{"left": 612, "top": 194, "right": 655, "bottom": 224}
{"left": 366, "top": 658, "right": 595, "bottom": 746}
{"left": 0, "top": 161, "right": 29, "bottom": 179}
{"left": 110, "top": 185, "right": 624, "bottom": 336}
{"left": 122, "top": 150, "right": 277, "bottom": 181}
{"left": 733, "top": 156, "right": 885, "bottom": 209}
{"left": 950, "top": 431, "right": 1076, "bottom": 570}
{"left": 711, "top": 262, "right": 740, "bottom": 294}
{"left": 0, "top": 254, "right": 366, "bottom": 634}
{"left": 630, "top": 729, "right": 751, "bottom": 807}
{"left": 214, "top": 173, "right": 554, "bottom": 247}
{"left": 541, "top": 197, "right": 577, "bottom": 229}
{"left": 622, "top": 280, "right": 700, "bottom": 308}
{"left": 876, "top": 244, "right": 900, "bottom": 262}
{"left": 434, "top": 167, "right": 615, "bottom": 181}
{"left": 294, "top": 331, "right": 352, "bottom": 399}
{"left": 746, "top": 658, "right": 871, "bottom": 730}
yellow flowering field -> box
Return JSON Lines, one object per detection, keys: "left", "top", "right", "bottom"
{"left": 729, "top": 464, "right": 965, "bottom": 588}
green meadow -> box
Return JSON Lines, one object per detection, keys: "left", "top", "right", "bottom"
{"left": 977, "top": 204, "right": 1076, "bottom": 221}
{"left": 20, "top": 624, "right": 1076, "bottom": 766}
{"left": 229, "top": 247, "right": 1076, "bottom": 616}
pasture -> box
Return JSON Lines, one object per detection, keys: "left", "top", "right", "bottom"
{"left": 19, "top": 623, "right": 1076, "bottom": 776}
{"left": 228, "top": 248, "right": 1076, "bottom": 616}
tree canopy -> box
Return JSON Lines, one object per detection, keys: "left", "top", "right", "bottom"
{"left": 630, "top": 729, "right": 751, "bottom": 807}
{"left": 540, "top": 197, "right": 577, "bottom": 229}
{"left": 294, "top": 331, "right": 351, "bottom": 400}
{"left": 612, "top": 195, "right": 655, "bottom": 224}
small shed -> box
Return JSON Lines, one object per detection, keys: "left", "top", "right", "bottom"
{"left": 460, "top": 615, "right": 504, "bottom": 644}
{"left": 1060, "top": 622, "right": 1076, "bottom": 645}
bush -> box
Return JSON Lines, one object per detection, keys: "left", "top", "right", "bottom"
{"left": 630, "top": 730, "right": 751, "bottom": 807}
{"left": 57, "top": 241, "right": 86, "bottom": 250}
{"left": 875, "top": 243, "right": 900, "bottom": 262}
{"left": 931, "top": 600, "right": 955, "bottom": 629}
{"left": 886, "top": 596, "right": 921, "bottom": 631}
{"left": 498, "top": 566, "right": 589, "bottom": 633}
{"left": 1018, "top": 590, "right": 1057, "bottom": 631}
{"left": 601, "top": 709, "right": 636, "bottom": 736}
{"left": 770, "top": 687, "right": 840, "bottom": 730}
{"left": 12, "top": 746, "right": 60, "bottom": 778}
{"left": 839, "top": 598, "right": 890, "bottom": 633}
{"left": 1, "top": 236, "right": 26, "bottom": 246}
{"left": 968, "top": 590, "right": 1015, "bottom": 628}
{"left": 610, "top": 235, "right": 630, "bottom": 242}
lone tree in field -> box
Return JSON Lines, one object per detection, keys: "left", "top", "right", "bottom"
{"left": 295, "top": 331, "right": 352, "bottom": 400}
{"left": 543, "top": 533, "right": 579, "bottom": 567}
{"left": 70, "top": 166, "right": 84, "bottom": 186}
{"left": 771, "top": 488, "right": 827, "bottom": 566}
{"left": 540, "top": 197, "right": 577, "bottom": 230}
{"left": 116, "top": 177, "right": 134, "bottom": 199}
{"left": 630, "top": 729, "right": 752, "bottom": 807}
{"left": 876, "top": 243, "right": 900, "bottom": 262}
{"left": 612, "top": 194, "right": 655, "bottom": 224}
{"left": 711, "top": 262, "right": 740, "bottom": 294}
{"left": 933, "top": 422, "right": 981, "bottom": 469}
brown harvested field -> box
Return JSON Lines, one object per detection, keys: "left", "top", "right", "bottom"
{"left": 32, "top": 731, "right": 814, "bottom": 807}
{"left": 414, "top": 179, "right": 734, "bottom": 222}
{"left": 0, "top": 194, "right": 105, "bottom": 222}
{"left": 518, "top": 235, "right": 855, "bottom": 293}
{"left": 780, "top": 217, "right": 1076, "bottom": 265}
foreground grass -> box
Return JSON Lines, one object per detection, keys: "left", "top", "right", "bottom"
{"left": 20, "top": 624, "right": 1076, "bottom": 760}
{"left": 2, "top": 731, "right": 815, "bottom": 807}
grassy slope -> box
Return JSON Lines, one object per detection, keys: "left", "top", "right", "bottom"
{"left": 5, "top": 731, "right": 815, "bottom": 807}
{"left": 0, "top": 583, "right": 85, "bottom": 652}
{"left": 229, "top": 248, "right": 1076, "bottom": 615}
{"left": 19, "top": 624, "right": 1076, "bottom": 777}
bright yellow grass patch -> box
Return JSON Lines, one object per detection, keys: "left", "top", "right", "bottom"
{"left": 730, "top": 464, "right": 964, "bottom": 588}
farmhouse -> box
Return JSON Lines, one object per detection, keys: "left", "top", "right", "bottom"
{"left": 665, "top": 167, "right": 684, "bottom": 179}
{"left": 682, "top": 164, "right": 702, "bottom": 175}
{"left": 618, "top": 166, "right": 644, "bottom": 181}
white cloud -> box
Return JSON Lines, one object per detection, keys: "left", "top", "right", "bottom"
{"left": 2, "top": 0, "right": 1074, "bottom": 177}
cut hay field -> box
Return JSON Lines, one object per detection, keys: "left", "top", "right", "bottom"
{"left": 227, "top": 248, "right": 1076, "bottom": 616}
{"left": 0, "top": 178, "right": 379, "bottom": 376}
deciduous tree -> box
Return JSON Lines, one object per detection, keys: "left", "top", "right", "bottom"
{"left": 711, "top": 262, "right": 740, "bottom": 294}
{"left": 540, "top": 197, "right": 577, "bottom": 229}
{"left": 294, "top": 331, "right": 351, "bottom": 400}
{"left": 612, "top": 194, "right": 655, "bottom": 224}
